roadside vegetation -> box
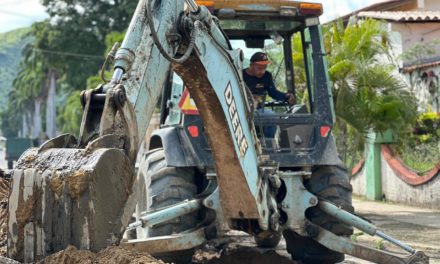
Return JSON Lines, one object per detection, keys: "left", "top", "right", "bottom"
{"left": 289, "top": 19, "right": 418, "bottom": 170}
{"left": 394, "top": 112, "right": 440, "bottom": 173}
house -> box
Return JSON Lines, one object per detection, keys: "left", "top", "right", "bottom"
{"left": 334, "top": 0, "right": 440, "bottom": 112}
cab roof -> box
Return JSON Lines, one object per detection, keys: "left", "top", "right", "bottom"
{"left": 196, "top": 0, "right": 323, "bottom": 17}
{"left": 195, "top": 1, "right": 323, "bottom": 39}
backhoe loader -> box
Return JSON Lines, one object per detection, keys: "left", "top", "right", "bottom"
{"left": 8, "top": 1, "right": 429, "bottom": 263}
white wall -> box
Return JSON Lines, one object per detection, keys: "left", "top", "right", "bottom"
{"left": 350, "top": 157, "right": 440, "bottom": 210}
{"left": 381, "top": 155, "right": 440, "bottom": 210}
{"left": 388, "top": 22, "right": 440, "bottom": 112}
{"left": 350, "top": 167, "right": 366, "bottom": 197}
{"left": 392, "top": 23, "right": 440, "bottom": 65}
{"left": 424, "top": 0, "right": 440, "bottom": 10}
{"left": 403, "top": 65, "right": 440, "bottom": 112}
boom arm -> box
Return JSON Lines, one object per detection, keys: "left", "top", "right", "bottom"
{"left": 90, "top": 0, "right": 273, "bottom": 229}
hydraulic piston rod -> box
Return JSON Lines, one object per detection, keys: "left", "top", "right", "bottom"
{"left": 185, "top": 0, "right": 199, "bottom": 12}
{"left": 319, "top": 201, "right": 416, "bottom": 254}
{"left": 127, "top": 198, "right": 203, "bottom": 231}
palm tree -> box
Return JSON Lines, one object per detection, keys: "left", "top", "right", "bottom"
{"left": 12, "top": 54, "right": 47, "bottom": 138}
{"left": 291, "top": 19, "right": 417, "bottom": 168}
{"left": 327, "top": 19, "right": 417, "bottom": 167}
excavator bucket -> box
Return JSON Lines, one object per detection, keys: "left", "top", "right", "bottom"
{"left": 6, "top": 0, "right": 182, "bottom": 259}
{"left": 7, "top": 135, "right": 135, "bottom": 262}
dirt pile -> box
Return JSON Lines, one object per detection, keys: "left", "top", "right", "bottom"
{"left": 0, "top": 170, "right": 10, "bottom": 257}
{"left": 38, "top": 246, "right": 166, "bottom": 264}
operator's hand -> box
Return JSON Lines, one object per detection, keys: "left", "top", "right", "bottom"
{"left": 285, "top": 92, "right": 296, "bottom": 106}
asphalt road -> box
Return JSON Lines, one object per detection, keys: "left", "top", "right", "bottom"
{"left": 198, "top": 197, "right": 440, "bottom": 264}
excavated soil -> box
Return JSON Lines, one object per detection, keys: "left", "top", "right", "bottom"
{"left": 0, "top": 168, "right": 295, "bottom": 264}
{"left": 37, "top": 246, "right": 165, "bottom": 264}
{"left": 192, "top": 235, "right": 297, "bottom": 264}
{"left": 0, "top": 170, "right": 10, "bottom": 257}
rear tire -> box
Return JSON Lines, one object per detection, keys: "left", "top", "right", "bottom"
{"left": 284, "top": 165, "right": 353, "bottom": 264}
{"left": 136, "top": 148, "right": 200, "bottom": 264}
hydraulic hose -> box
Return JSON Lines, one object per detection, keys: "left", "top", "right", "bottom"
{"left": 146, "top": 0, "right": 199, "bottom": 64}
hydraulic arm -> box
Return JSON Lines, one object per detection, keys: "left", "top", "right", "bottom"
{"left": 8, "top": 0, "right": 274, "bottom": 261}
{"left": 109, "top": 0, "right": 273, "bottom": 228}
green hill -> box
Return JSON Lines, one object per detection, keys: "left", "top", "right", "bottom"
{"left": 0, "top": 27, "right": 32, "bottom": 111}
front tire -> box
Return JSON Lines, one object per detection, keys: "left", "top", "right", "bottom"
{"left": 284, "top": 165, "right": 354, "bottom": 264}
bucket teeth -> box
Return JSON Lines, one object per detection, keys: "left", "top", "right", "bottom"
{"left": 8, "top": 147, "right": 135, "bottom": 262}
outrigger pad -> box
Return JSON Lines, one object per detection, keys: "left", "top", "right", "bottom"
{"left": 8, "top": 147, "right": 135, "bottom": 262}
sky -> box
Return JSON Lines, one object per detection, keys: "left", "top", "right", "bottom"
{"left": 0, "top": 0, "right": 386, "bottom": 33}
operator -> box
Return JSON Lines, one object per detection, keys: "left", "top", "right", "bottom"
{"left": 243, "top": 52, "right": 296, "bottom": 137}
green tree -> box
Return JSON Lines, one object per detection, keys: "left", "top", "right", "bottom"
{"left": 58, "top": 31, "right": 126, "bottom": 136}
{"left": 2, "top": 44, "right": 48, "bottom": 138}
{"left": 40, "top": 0, "right": 136, "bottom": 136}
{"left": 37, "top": 0, "right": 136, "bottom": 89}
{"left": 58, "top": 91, "right": 83, "bottom": 134}
{"left": 327, "top": 19, "right": 417, "bottom": 167}
{"left": 1, "top": 0, "right": 136, "bottom": 138}
{"left": 1, "top": 22, "right": 60, "bottom": 139}
{"left": 290, "top": 19, "right": 417, "bottom": 168}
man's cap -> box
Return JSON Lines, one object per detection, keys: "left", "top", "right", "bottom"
{"left": 250, "top": 52, "right": 271, "bottom": 65}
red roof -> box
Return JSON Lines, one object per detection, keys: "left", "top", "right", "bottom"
{"left": 401, "top": 60, "right": 440, "bottom": 73}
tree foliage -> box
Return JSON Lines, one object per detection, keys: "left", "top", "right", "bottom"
{"left": 326, "top": 19, "right": 417, "bottom": 166}
{"left": 1, "top": 1, "right": 136, "bottom": 138}
{"left": 290, "top": 19, "right": 417, "bottom": 167}
{"left": 328, "top": 19, "right": 417, "bottom": 130}
{"left": 58, "top": 91, "right": 83, "bottom": 134}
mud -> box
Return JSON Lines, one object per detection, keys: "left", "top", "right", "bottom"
{"left": 66, "top": 169, "right": 90, "bottom": 199}
{"left": 8, "top": 148, "right": 136, "bottom": 262}
{"left": 0, "top": 173, "right": 9, "bottom": 257}
{"left": 37, "top": 246, "right": 165, "bottom": 264}
{"left": 49, "top": 172, "right": 63, "bottom": 197}
{"left": 192, "top": 231, "right": 297, "bottom": 264}
{"left": 193, "top": 245, "right": 296, "bottom": 264}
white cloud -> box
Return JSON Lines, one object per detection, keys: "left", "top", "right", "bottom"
{"left": 0, "top": 0, "right": 48, "bottom": 33}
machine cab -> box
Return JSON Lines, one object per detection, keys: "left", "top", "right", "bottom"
{"left": 154, "top": 1, "right": 340, "bottom": 167}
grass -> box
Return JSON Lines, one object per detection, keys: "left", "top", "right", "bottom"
{"left": 396, "top": 140, "right": 440, "bottom": 173}
{"left": 351, "top": 232, "right": 364, "bottom": 243}
{"left": 375, "top": 239, "right": 385, "bottom": 250}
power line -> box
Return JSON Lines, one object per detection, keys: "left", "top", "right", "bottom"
{"left": 32, "top": 48, "right": 104, "bottom": 60}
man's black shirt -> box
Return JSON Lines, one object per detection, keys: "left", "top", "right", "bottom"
{"left": 242, "top": 69, "right": 286, "bottom": 102}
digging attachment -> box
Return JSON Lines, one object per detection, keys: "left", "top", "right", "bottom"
{"left": 8, "top": 137, "right": 135, "bottom": 262}
{"left": 7, "top": 0, "right": 187, "bottom": 261}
